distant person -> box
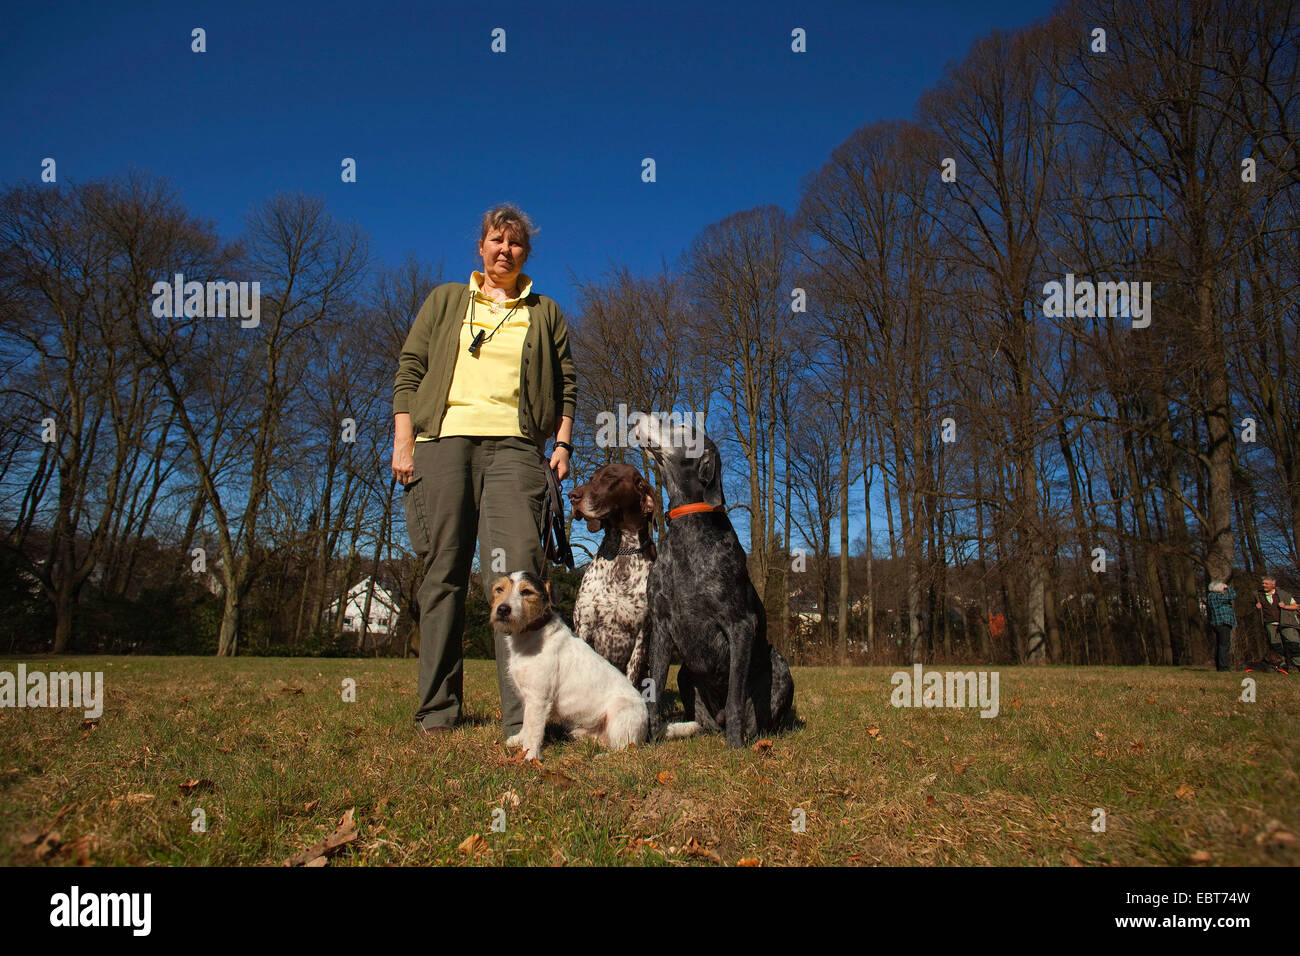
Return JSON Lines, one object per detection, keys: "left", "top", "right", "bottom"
{"left": 1254, "top": 575, "right": 1300, "bottom": 670}
{"left": 1205, "top": 580, "right": 1236, "bottom": 672}
{"left": 392, "top": 204, "right": 577, "bottom": 740}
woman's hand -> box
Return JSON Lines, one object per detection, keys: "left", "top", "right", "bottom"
{"left": 393, "top": 444, "right": 415, "bottom": 484}
{"left": 392, "top": 441, "right": 415, "bottom": 486}
{"left": 549, "top": 445, "right": 570, "bottom": 482}
{"left": 392, "top": 414, "right": 415, "bottom": 484}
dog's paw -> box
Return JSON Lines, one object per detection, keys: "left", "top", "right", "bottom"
{"left": 523, "top": 746, "right": 541, "bottom": 761}
{"left": 505, "top": 733, "right": 521, "bottom": 748}
{"left": 664, "top": 721, "right": 701, "bottom": 740}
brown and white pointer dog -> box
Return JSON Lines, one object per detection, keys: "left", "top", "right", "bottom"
{"left": 569, "top": 462, "right": 658, "bottom": 689}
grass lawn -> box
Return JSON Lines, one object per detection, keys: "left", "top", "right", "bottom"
{"left": 1, "top": 656, "right": 1296, "bottom": 866}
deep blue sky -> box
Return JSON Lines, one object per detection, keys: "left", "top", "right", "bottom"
{"left": 3, "top": 0, "right": 1058, "bottom": 559}
{"left": 2, "top": 0, "right": 1055, "bottom": 312}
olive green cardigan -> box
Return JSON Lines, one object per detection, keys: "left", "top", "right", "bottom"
{"left": 393, "top": 282, "right": 577, "bottom": 448}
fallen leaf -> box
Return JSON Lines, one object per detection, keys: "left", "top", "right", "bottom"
{"left": 1174, "top": 784, "right": 1196, "bottom": 802}
{"left": 1064, "top": 854, "right": 1083, "bottom": 867}
{"left": 1129, "top": 741, "right": 1144, "bottom": 753}
{"left": 280, "top": 685, "right": 305, "bottom": 695}
{"left": 919, "top": 773, "right": 937, "bottom": 787}
{"left": 589, "top": 789, "right": 607, "bottom": 799}
{"left": 952, "top": 762, "right": 968, "bottom": 774}
{"left": 304, "top": 856, "right": 328, "bottom": 867}
{"left": 924, "top": 794, "right": 937, "bottom": 807}
{"left": 1011, "top": 699, "right": 1023, "bottom": 710}
{"left": 457, "top": 833, "right": 489, "bottom": 857}
{"left": 539, "top": 765, "right": 575, "bottom": 788}
{"left": 681, "top": 837, "right": 722, "bottom": 864}
{"left": 34, "top": 830, "right": 60, "bottom": 860}
{"left": 1190, "top": 850, "right": 1212, "bottom": 863}
{"left": 303, "top": 798, "right": 320, "bottom": 813}
{"left": 107, "top": 793, "right": 154, "bottom": 810}
{"left": 1255, "top": 820, "right": 1297, "bottom": 849}
{"left": 752, "top": 739, "right": 773, "bottom": 754}
{"left": 1145, "top": 697, "right": 1156, "bottom": 704}
{"left": 657, "top": 770, "right": 676, "bottom": 786}
{"left": 79, "top": 719, "right": 99, "bottom": 732}
{"left": 282, "top": 808, "right": 358, "bottom": 866}
{"left": 178, "top": 779, "right": 216, "bottom": 795}
{"left": 1093, "top": 730, "right": 1106, "bottom": 741}
{"left": 866, "top": 726, "right": 881, "bottom": 739}
{"left": 64, "top": 834, "right": 99, "bottom": 866}
{"left": 737, "top": 857, "right": 761, "bottom": 867}
{"left": 499, "top": 789, "right": 521, "bottom": 808}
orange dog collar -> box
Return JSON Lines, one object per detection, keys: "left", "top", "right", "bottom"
{"left": 667, "top": 503, "right": 725, "bottom": 521}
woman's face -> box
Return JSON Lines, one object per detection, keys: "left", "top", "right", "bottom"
{"left": 478, "top": 228, "right": 527, "bottom": 288}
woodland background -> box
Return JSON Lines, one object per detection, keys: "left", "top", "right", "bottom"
{"left": 1, "top": 0, "right": 1296, "bottom": 666}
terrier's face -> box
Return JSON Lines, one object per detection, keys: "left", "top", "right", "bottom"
{"left": 490, "top": 571, "right": 553, "bottom": 634}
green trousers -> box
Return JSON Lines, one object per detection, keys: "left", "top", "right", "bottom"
{"left": 403, "top": 436, "right": 549, "bottom": 735}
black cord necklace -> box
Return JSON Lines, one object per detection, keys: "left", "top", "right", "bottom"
{"left": 466, "top": 291, "right": 520, "bottom": 355}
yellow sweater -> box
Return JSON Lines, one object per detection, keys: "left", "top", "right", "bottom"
{"left": 421, "top": 271, "right": 533, "bottom": 440}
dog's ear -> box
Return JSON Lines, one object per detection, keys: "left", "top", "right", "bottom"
{"left": 636, "top": 474, "right": 658, "bottom": 518}
{"left": 697, "top": 445, "right": 716, "bottom": 488}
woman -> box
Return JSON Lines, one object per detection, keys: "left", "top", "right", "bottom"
{"left": 392, "top": 204, "right": 576, "bottom": 739}
{"left": 1206, "top": 580, "right": 1237, "bottom": 672}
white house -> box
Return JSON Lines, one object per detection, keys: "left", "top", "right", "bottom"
{"left": 325, "top": 577, "right": 400, "bottom": 634}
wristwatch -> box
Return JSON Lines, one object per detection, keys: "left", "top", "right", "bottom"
{"left": 554, "top": 440, "right": 574, "bottom": 454}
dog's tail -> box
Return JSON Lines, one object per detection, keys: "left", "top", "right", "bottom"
{"left": 607, "top": 701, "right": 650, "bottom": 750}
{"left": 663, "top": 721, "right": 701, "bottom": 740}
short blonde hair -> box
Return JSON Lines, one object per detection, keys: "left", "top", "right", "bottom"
{"left": 480, "top": 203, "right": 535, "bottom": 257}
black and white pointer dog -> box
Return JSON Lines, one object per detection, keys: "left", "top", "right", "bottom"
{"left": 634, "top": 416, "right": 795, "bottom": 747}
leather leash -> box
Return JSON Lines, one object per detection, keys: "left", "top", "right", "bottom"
{"left": 539, "top": 452, "right": 575, "bottom": 570}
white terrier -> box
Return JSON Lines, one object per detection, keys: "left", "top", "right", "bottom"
{"left": 491, "top": 571, "right": 651, "bottom": 760}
